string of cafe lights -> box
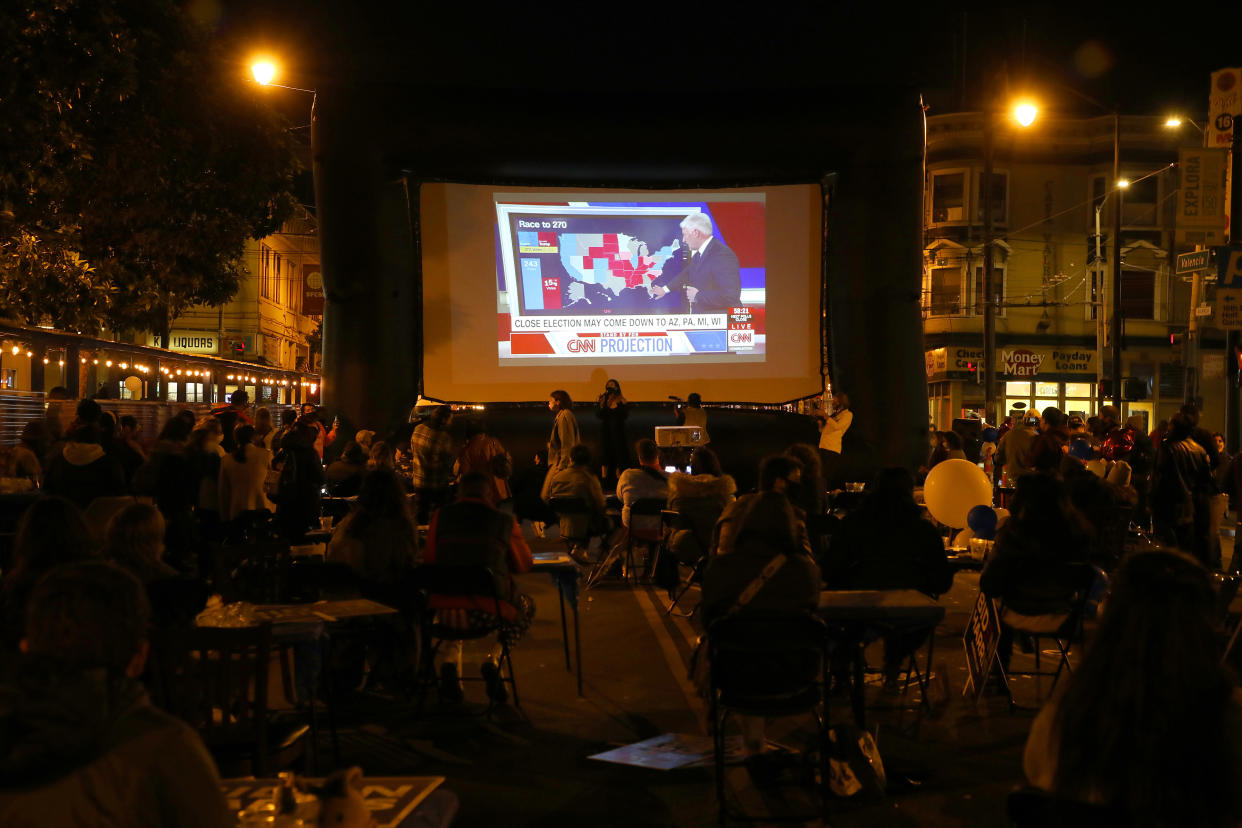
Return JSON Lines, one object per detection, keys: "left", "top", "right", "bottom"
{"left": 1, "top": 342, "right": 318, "bottom": 394}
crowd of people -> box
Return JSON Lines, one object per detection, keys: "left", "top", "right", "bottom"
{"left": 4, "top": 382, "right": 1242, "bottom": 825}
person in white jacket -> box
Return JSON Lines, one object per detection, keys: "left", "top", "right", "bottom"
{"left": 217, "top": 424, "right": 274, "bottom": 522}
{"left": 817, "top": 391, "right": 853, "bottom": 490}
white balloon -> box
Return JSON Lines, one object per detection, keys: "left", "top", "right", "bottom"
{"left": 923, "top": 459, "right": 994, "bottom": 528}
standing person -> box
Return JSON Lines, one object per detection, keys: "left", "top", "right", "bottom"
{"left": 817, "top": 391, "right": 852, "bottom": 490}
{"left": 648, "top": 212, "right": 741, "bottom": 313}
{"left": 410, "top": 404, "right": 456, "bottom": 522}
{"left": 273, "top": 419, "right": 324, "bottom": 543}
{"left": 596, "top": 378, "right": 629, "bottom": 485}
{"left": 1023, "top": 550, "right": 1242, "bottom": 827}
{"left": 1152, "top": 412, "right": 1217, "bottom": 568}
{"left": 210, "top": 389, "right": 251, "bottom": 453}
{"left": 455, "top": 420, "right": 512, "bottom": 508}
{"left": 546, "top": 390, "right": 580, "bottom": 476}
{"left": 999, "top": 413, "right": 1037, "bottom": 486}
{"left": 1026, "top": 407, "right": 1070, "bottom": 475}
{"left": 217, "top": 424, "right": 275, "bottom": 523}
{"left": 185, "top": 417, "right": 225, "bottom": 540}
{"left": 252, "top": 406, "right": 276, "bottom": 451}
{"left": 299, "top": 404, "right": 338, "bottom": 461}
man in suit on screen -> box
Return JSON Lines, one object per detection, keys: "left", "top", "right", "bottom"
{"left": 649, "top": 212, "right": 741, "bottom": 313}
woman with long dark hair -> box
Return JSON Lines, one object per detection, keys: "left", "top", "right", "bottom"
{"left": 1023, "top": 549, "right": 1242, "bottom": 826}
{"left": 596, "top": 378, "right": 628, "bottom": 485}
{"left": 217, "top": 423, "right": 274, "bottom": 522}
{"left": 546, "top": 389, "right": 580, "bottom": 475}
{"left": 327, "top": 469, "right": 420, "bottom": 586}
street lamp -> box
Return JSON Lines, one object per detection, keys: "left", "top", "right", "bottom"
{"left": 981, "top": 99, "right": 1038, "bottom": 425}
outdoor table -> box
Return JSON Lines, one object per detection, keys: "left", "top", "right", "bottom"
{"left": 817, "top": 589, "right": 946, "bottom": 727}
{"left": 198, "top": 597, "right": 402, "bottom": 765}
{"left": 530, "top": 550, "right": 584, "bottom": 695}
{"left": 223, "top": 775, "right": 448, "bottom": 828}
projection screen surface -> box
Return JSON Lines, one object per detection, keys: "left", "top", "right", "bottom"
{"left": 421, "top": 184, "right": 822, "bottom": 403}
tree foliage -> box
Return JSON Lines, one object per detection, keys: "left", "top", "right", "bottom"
{"left": 0, "top": 0, "right": 299, "bottom": 337}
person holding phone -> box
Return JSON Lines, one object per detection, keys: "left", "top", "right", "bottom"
{"left": 299, "top": 403, "right": 338, "bottom": 460}
{"left": 596, "top": 379, "right": 629, "bottom": 485}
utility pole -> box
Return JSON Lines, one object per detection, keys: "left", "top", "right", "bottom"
{"left": 1228, "top": 126, "right": 1242, "bottom": 451}
{"left": 983, "top": 110, "right": 997, "bottom": 426}
{"left": 1110, "top": 110, "right": 1123, "bottom": 410}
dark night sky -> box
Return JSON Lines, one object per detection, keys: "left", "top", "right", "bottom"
{"left": 207, "top": 2, "right": 1241, "bottom": 119}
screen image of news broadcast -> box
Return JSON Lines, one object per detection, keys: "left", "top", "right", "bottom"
{"left": 494, "top": 197, "right": 765, "bottom": 364}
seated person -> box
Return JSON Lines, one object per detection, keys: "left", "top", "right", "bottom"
{"left": 0, "top": 561, "right": 233, "bottom": 827}
{"left": 666, "top": 447, "right": 736, "bottom": 564}
{"left": 980, "top": 473, "right": 1092, "bottom": 670}
{"left": 829, "top": 467, "right": 952, "bottom": 688}
{"left": 104, "top": 502, "right": 208, "bottom": 628}
{"left": 0, "top": 496, "right": 98, "bottom": 655}
{"left": 1023, "top": 550, "right": 1242, "bottom": 826}
{"left": 616, "top": 438, "right": 670, "bottom": 537}
{"left": 421, "top": 472, "right": 534, "bottom": 703}
{"left": 323, "top": 440, "right": 367, "bottom": 498}
{"left": 701, "top": 456, "right": 822, "bottom": 760}
{"left": 327, "top": 469, "right": 421, "bottom": 592}
{"left": 542, "top": 444, "right": 609, "bottom": 561}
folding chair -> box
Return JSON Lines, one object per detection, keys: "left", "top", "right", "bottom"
{"left": 707, "top": 612, "right": 831, "bottom": 825}
{"left": 996, "top": 562, "right": 1097, "bottom": 708}
{"left": 147, "top": 623, "right": 309, "bottom": 777}
{"left": 665, "top": 496, "right": 725, "bottom": 616}
{"left": 623, "top": 497, "right": 668, "bottom": 585}
{"left": 410, "top": 564, "right": 520, "bottom": 714}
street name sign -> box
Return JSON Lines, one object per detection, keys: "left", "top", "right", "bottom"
{"left": 1177, "top": 250, "right": 1212, "bottom": 274}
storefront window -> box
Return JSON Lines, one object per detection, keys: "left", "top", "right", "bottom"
{"left": 1035, "top": 382, "right": 1059, "bottom": 398}
{"left": 1005, "top": 381, "right": 1031, "bottom": 396}
{"left": 1064, "top": 382, "right": 1093, "bottom": 398}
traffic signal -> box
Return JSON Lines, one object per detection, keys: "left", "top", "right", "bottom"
{"left": 1170, "top": 331, "right": 1185, "bottom": 361}
{"left": 966, "top": 361, "right": 980, "bottom": 383}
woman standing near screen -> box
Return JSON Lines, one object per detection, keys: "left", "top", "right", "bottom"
{"left": 596, "top": 379, "right": 628, "bottom": 485}
{"left": 547, "top": 390, "right": 581, "bottom": 475}
{"left": 818, "top": 391, "right": 852, "bottom": 490}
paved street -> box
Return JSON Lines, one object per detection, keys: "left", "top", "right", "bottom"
{"left": 319, "top": 521, "right": 1222, "bottom": 827}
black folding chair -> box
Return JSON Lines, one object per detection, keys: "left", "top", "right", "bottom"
{"left": 707, "top": 612, "right": 831, "bottom": 825}
{"left": 996, "top": 563, "right": 1097, "bottom": 709}
{"left": 410, "top": 563, "right": 520, "bottom": 715}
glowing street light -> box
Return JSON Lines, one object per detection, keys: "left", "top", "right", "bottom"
{"left": 251, "top": 60, "right": 276, "bottom": 86}
{"left": 1013, "top": 101, "right": 1038, "bottom": 128}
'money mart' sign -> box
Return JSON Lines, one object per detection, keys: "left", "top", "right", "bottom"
{"left": 926, "top": 346, "right": 1096, "bottom": 379}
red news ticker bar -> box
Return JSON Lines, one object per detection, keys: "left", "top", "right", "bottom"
{"left": 509, "top": 333, "right": 555, "bottom": 355}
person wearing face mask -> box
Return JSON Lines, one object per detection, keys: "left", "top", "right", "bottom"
{"left": 596, "top": 379, "right": 629, "bottom": 486}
